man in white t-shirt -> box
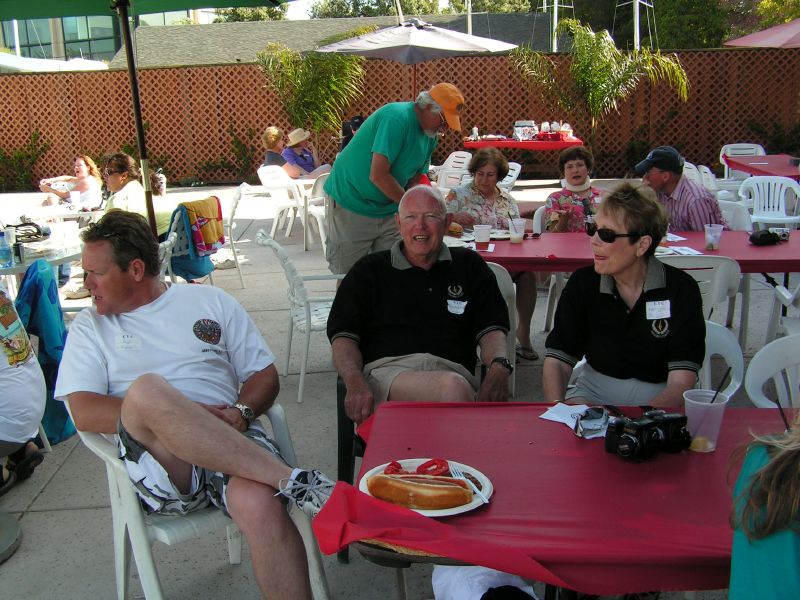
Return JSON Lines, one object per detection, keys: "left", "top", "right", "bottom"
{"left": 54, "top": 210, "right": 333, "bottom": 599}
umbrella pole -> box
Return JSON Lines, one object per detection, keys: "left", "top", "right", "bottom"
{"left": 113, "top": 0, "right": 157, "bottom": 237}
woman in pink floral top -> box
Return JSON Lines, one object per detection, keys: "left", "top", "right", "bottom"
{"left": 544, "top": 146, "right": 602, "bottom": 232}
{"left": 445, "top": 148, "right": 539, "bottom": 361}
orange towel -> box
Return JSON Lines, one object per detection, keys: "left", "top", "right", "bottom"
{"left": 180, "top": 196, "right": 224, "bottom": 256}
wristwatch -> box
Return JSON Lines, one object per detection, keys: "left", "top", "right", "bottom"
{"left": 233, "top": 403, "right": 255, "bottom": 426}
{"left": 490, "top": 356, "right": 514, "bottom": 375}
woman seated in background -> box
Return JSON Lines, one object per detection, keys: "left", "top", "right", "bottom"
{"left": 544, "top": 146, "right": 602, "bottom": 232}
{"left": 262, "top": 126, "right": 304, "bottom": 179}
{"left": 729, "top": 412, "right": 800, "bottom": 599}
{"left": 281, "top": 128, "right": 331, "bottom": 179}
{"left": 446, "top": 147, "right": 539, "bottom": 361}
{"left": 103, "top": 152, "right": 173, "bottom": 239}
{"left": 39, "top": 155, "right": 103, "bottom": 208}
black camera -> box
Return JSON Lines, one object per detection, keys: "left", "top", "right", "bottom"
{"left": 605, "top": 410, "right": 691, "bottom": 460}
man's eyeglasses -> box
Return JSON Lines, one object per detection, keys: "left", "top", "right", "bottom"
{"left": 437, "top": 111, "right": 448, "bottom": 130}
{"left": 103, "top": 168, "right": 123, "bottom": 177}
{"left": 585, "top": 222, "right": 639, "bottom": 243}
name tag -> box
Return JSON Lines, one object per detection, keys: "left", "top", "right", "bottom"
{"left": 447, "top": 299, "right": 467, "bottom": 315}
{"left": 646, "top": 300, "right": 671, "bottom": 320}
{"left": 115, "top": 333, "right": 142, "bottom": 351}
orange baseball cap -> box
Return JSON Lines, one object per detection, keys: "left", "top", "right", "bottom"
{"left": 429, "top": 83, "right": 466, "bottom": 132}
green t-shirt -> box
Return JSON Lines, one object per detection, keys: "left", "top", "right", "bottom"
{"left": 729, "top": 444, "right": 800, "bottom": 600}
{"left": 324, "top": 102, "right": 437, "bottom": 218}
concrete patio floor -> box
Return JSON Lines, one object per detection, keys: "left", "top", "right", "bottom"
{"left": 0, "top": 180, "right": 792, "bottom": 600}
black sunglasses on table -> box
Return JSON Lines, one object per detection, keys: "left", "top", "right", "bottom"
{"left": 585, "top": 221, "right": 639, "bottom": 243}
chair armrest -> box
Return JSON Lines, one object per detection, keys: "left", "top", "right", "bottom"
{"left": 301, "top": 274, "right": 345, "bottom": 282}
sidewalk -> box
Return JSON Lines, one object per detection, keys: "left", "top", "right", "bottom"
{"left": 0, "top": 181, "right": 787, "bottom": 599}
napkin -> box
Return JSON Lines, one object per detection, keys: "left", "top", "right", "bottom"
{"left": 540, "top": 404, "right": 608, "bottom": 439}
{"left": 665, "top": 233, "right": 687, "bottom": 242}
{"left": 671, "top": 246, "right": 703, "bottom": 256}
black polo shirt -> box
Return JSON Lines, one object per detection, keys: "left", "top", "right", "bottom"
{"left": 327, "top": 241, "right": 510, "bottom": 372}
{"left": 545, "top": 257, "right": 705, "bottom": 383}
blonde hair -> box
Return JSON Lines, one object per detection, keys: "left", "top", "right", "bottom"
{"left": 733, "top": 411, "right": 800, "bottom": 540}
{"left": 262, "top": 126, "right": 283, "bottom": 151}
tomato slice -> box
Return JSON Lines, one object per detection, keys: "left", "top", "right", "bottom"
{"left": 383, "top": 460, "right": 409, "bottom": 475}
{"left": 415, "top": 458, "right": 450, "bottom": 477}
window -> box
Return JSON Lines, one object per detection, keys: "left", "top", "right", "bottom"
{"left": 60, "top": 15, "right": 117, "bottom": 61}
{"left": 1, "top": 18, "right": 52, "bottom": 58}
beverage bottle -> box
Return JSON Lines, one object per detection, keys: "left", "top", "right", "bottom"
{"left": 0, "top": 231, "right": 13, "bottom": 268}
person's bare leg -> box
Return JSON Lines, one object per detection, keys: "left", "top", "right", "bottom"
{"left": 120, "top": 374, "right": 292, "bottom": 492}
{"left": 388, "top": 371, "right": 475, "bottom": 402}
{"left": 226, "top": 477, "right": 312, "bottom": 599}
{"left": 515, "top": 272, "right": 538, "bottom": 350}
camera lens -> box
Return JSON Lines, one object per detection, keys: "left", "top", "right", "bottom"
{"left": 616, "top": 433, "right": 639, "bottom": 458}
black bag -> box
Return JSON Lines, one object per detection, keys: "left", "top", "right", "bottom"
{"left": 749, "top": 230, "right": 780, "bottom": 246}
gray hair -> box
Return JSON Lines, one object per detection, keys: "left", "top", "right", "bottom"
{"left": 415, "top": 90, "right": 443, "bottom": 114}
{"left": 399, "top": 184, "right": 446, "bottom": 214}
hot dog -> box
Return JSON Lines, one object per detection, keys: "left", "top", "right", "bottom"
{"left": 367, "top": 473, "right": 473, "bottom": 510}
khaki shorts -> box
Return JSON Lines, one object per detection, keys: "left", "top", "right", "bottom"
{"left": 364, "top": 353, "right": 479, "bottom": 404}
{"left": 567, "top": 362, "right": 667, "bottom": 406}
{"left": 326, "top": 199, "right": 400, "bottom": 275}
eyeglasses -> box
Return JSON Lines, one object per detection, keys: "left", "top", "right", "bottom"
{"left": 585, "top": 222, "right": 639, "bottom": 243}
{"left": 437, "top": 111, "right": 448, "bottom": 130}
{"left": 103, "top": 168, "right": 124, "bottom": 177}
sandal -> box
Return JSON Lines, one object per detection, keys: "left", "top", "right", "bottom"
{"left": 515, "top": 344, "right": 539, "bottom": 361}
{"left": 7, "top": 443, "right": 44, "bottom": 481}
{"left": 0, "top": 466, "right": 17, "bottom": 498}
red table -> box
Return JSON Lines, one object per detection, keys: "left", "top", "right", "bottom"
{"left": 722, "top": 153, "right": 800, "bottom": 180}
{"left": 464, "top": 138, "right": 583, "bottom": 151}
{"left": 485, "top": 230, "right": 800, "bottom": 274}
{"left": 314, "top": 402, "right": 792, "bottom": 595}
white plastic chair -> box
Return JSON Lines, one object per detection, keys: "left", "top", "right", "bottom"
{"left": 430, "top": 151, "right": 472, "bottom": 181}
{"left": 304, "top": 173, "right": 330, "bottom": 254}
{"left": 744, "top": 334, "right": 800, "bottom": 409}
{"left": 698, "top": 165, "right": 735, "bottom": 202}
{"left": 498, "top": 162, "right": 522, "bottom": 191}
{"left": 718, "top": 199, "right": 753, "bottom": 232}
{"left": 698, "top": 320, "right": 744, "bottom": 398}
{"left": 256, "top": 165, "right": 307, "bottom": 238}
{"left": 657, "top": 255, "right": 741, "bottom": 321}
{"left": 166, "top": 199, "right": 217, "bottom": 285}
{"left": 720, "top": 143, "right": 766, "bottom": 179}
{"left": 256, "top": 229, "right": 343, "bottom": 404}
{"left": 682, "top": 162, "right": 702, "bottom": 185}
{"left": 765, "top": 282, "right": 800, "bottom": 343}
{"left": 533, "top": 205, "right": 565, "bottom": 332}
{"left": 219, "top": 184, "right": 247, "bottom": 288}
{"left": 66, "top": 401, "right": 331, "bottom": 600}
{"left": 738, "top": 176, "right": 800, "bottom": 229}
{"left": 716, "top": 200, "right": 754, "bottom": 345}
{"left": 157, "top": 232, "right": 177, "bottom": 283}
{"left": 486, "top": 262, "right": 517, "bottom": 398}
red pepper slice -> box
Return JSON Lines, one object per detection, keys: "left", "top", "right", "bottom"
{"left": 415, "top": 458, "right": 450, "bottom": 477}
{"left": 383, "top": 461, "right": 409, "bottom": 475}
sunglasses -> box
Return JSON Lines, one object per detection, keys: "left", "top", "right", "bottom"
{"left": 103, "top": 168, "right": 124, "bottom": 177}
{"left": 585, "top": 222, "right": 639, "bottom": 243}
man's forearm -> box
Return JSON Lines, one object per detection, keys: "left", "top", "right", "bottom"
{"left": 237, "top": 364, "right": 280, "bottom": 417}
{"left": 331, "top": 337, "right": 368, "bottom": 385}
{"left": 369, "top": 154, "right": 405, "bottom": 203}
{"left": 477, "top": 330, "right": 509, "bottom": 366}
{"left": 67, "top": 392, "right": 124, "bottom": 434}
{"left": 542, "top": 357, "right": 571, "bottom": 403}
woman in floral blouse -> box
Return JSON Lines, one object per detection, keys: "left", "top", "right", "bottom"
{"left": 544, "top": 146, "right": 602, "bottom": 232}
{"left": 445, "top": 148, "right": 539, "bottom": 361}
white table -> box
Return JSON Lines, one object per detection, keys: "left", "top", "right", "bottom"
{"left": 0, "top": 240, "right": 82, "bottom": 298}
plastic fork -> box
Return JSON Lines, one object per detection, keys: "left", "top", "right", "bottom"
{"left": 449, "top": 462, "right": 489, "bottom": 504}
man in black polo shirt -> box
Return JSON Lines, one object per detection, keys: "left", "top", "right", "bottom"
{"left": 327, "top": 185, "right": 512, "bottom": 424}
{"left": 543, "top": 183, "right": 704, "bottom": 407}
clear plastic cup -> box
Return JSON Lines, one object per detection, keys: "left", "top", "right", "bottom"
{"left": 683, "top": 389, "right": 729, "bottom": 452}
{"left": 704, "top": 224, "right": 723, "bottom": 250}
{"left": 510, "top": 218, "right": 526, "bottom": 243}
{"left": 473, "top": 224, "right": 491, "bottom": 250}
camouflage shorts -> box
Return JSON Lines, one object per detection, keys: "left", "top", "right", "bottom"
{"left": 117, "top": 420, "right": 285, "bottom": 517}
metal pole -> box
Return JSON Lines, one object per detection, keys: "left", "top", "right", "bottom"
{"left": 633, "top": 0, "right": 640, "bottom": 50}
{"left": 552, "top": 1, "right": 559, "bottom": 53}
{"left": 12, "top": 20, "right": 21, "bottom": 57}
{"left": 393, "top": 0, "right": 404, "bottom": 25}
{"left": 113, "top": 0, "right": 157, "bottom": 237}
{"left": 467, "top": 0, "right": 472, "bottom": 35}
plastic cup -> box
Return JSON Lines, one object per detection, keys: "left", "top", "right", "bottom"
{"left": 683, "top": 389, "right": 729, "bottom": 452}
{"left": 69, "top": 190, "right": 81, "bottom": 205}
{"left": 510, "top": 218, "right": 526, "bottom": 243}
{"left": 704, "top": 224, "right": 723, "bottom": 250}
{"left": 473, "top": 224, "right": 491, "bottom": 250}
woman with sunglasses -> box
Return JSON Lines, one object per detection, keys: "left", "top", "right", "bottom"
{"left": 543, "top": 146, "right": 602, "bottom": 232}
{"left": 543, "top": 182, "right": 705, "bottom": 407}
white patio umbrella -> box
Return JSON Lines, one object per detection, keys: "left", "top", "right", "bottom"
{"left": 316, "top": 18, "right": 516, "bottom": 94}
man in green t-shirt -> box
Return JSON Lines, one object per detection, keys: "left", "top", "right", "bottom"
{"left": 323, "top": 83, "right": 466, "bottom": 275}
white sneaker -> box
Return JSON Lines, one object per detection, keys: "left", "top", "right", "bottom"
{"left": 213, "top": 258, "right": 236, "bottom": 270}
{"left": 276, "top": 469, "right": 335, "bottom": 518}
{"left": 64, "top": 285, "right": 90, "bottom": 299}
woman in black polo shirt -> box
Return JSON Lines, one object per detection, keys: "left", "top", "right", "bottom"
{"left": 542, "top": 183, "right": 705, "bottom": 407}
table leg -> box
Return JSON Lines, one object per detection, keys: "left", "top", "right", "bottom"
{"left": 738, "top": 274, "right": 750, "bottom": 349}
{"left": 304, "top": 197, "right": 309, "bottom": 251}
{"left": 395, "top": 568, "right": 408, "bottom": 600}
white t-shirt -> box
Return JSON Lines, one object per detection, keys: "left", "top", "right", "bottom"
{"left": 0, "top": 282, "right": 46, "bottom": 443}
{"left": 55, "top": 284, "right": 274, "bottom": 407}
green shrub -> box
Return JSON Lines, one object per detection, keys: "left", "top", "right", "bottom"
{"left": 0, "top": 130, "right": 50, "bottom": 192}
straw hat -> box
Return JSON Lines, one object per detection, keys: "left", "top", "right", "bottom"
{"left": 287, "top": 128, "right": 311, "bottom": 147}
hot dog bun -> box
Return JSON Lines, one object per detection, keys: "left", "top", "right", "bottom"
{"left": 367, "top": 473, "right": 473, "bottom": 510}
{"left": 447, "top": 222, "right": 463, "bottom": 238}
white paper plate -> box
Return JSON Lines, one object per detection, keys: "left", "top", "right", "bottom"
{"left": 455, "top": 232, "right": 475, "bottom": 242}
{"left": 490, "top": 229, "right": 510, "bottom": 240}
{"left": 358, "top": 458, "right": 493, "bottom": 517}
{"left": 443, "top": 236, "right": 466, "bottom": 248}
{"left": 655, "top": 246, "right": 676, "bottom": 256}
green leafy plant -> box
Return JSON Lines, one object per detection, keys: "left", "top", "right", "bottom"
{"left": 0, "top": 130, "right": 50, "bottom": 192}
{"left": 198, "top": 124, "right": 260, "bottom": 184}
{"left": 510, "top": 19, "right": 689, "bottom": 150}
{"left": 257, "top": 42, "right": 365, "bottom": 140}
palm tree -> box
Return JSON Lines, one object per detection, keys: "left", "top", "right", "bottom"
{"left": 510, "top": 19, "right": 689, "bottom": 150}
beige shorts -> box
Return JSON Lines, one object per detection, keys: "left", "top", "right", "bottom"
{"left": 364, "top": 353, "right": 479, "bottom": 404}
{"left": 326, "top": 199, "right": 400, "bottom": 275}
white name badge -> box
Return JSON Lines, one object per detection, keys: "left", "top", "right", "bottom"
{"left": 646, "top": 300, "right": 671, "bottom": 320}
{"left": 115, "top": 333, "right": 142, "bottom": 351}
{"left": 447, "top": 299, "right": 467, "bottom": 315}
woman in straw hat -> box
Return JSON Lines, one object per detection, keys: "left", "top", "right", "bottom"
{"left": 282, "top": 128, "right": 331, "bottom": 179}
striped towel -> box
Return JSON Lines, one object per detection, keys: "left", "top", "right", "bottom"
{"left": 181, "top": 196, "right": 224, "bottom": 256}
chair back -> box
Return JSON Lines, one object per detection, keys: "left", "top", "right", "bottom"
{"left": 438, "top": 167, "right": 470, "bottom": 189}
{"left": 745, "top": 334, "right": 800, "bottom": 408}
{"left": 158, "top": 232, "right": 178, "bottom": 282}
{"left": 766, "top": 282, "right": 800, "bottom": 342}
{"left": 310, "top": 172, "right": 330, "bottom": 201}
{"left": 682, "top": 162, "right": 702, "bottom": 185}
{"left": 739, "top": 176, "right": 800, "bottom": 224}
{"left": 698, "top": 320, "right": 744, "bottom": 398}
{"left": 717, "top": 199, "right": 753, "bottom": 231}
{"left": 720, "top": 143, "right": 766, "bottom": 179}
{"left": 440, "top": 151, "right": 472, "bottom": 171}
{"left": 498, "top": 162, "right": 522, "bottom": 191}
{"left": 697, "top": 165, "right": 718, "bottom": 193}
{"left": 532, "top": 205, "right": 546, "bottom": 234}
{"left": 657, "top": 255, "right": 741, "bottom": 320}
{"left": 255, "top": 229, "right": 309, "bottom": 306}
{"left": 486, "top": 262, "right": 517, "bottom": 397}
{"left": 257, "top": 165, "right": 306, "bottom": 210}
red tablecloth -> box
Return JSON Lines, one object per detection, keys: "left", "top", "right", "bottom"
{"left": 464, "top": 138, "right": 583, "bottom": 151}
{"left": 486, "top": 230, "right": 800, "bottom": 273}
{"left": 314, "top": 403, "right": 792, "bottom": 595}
{"left": 722, "top": 153, "right": 800, "bottom": 180}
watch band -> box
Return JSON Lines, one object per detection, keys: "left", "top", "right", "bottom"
{"left": 491, "top": 356, "right": 514, "bottom": 374}
{"left": 233, "top": 402, "right": 255, "bottom": 426}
